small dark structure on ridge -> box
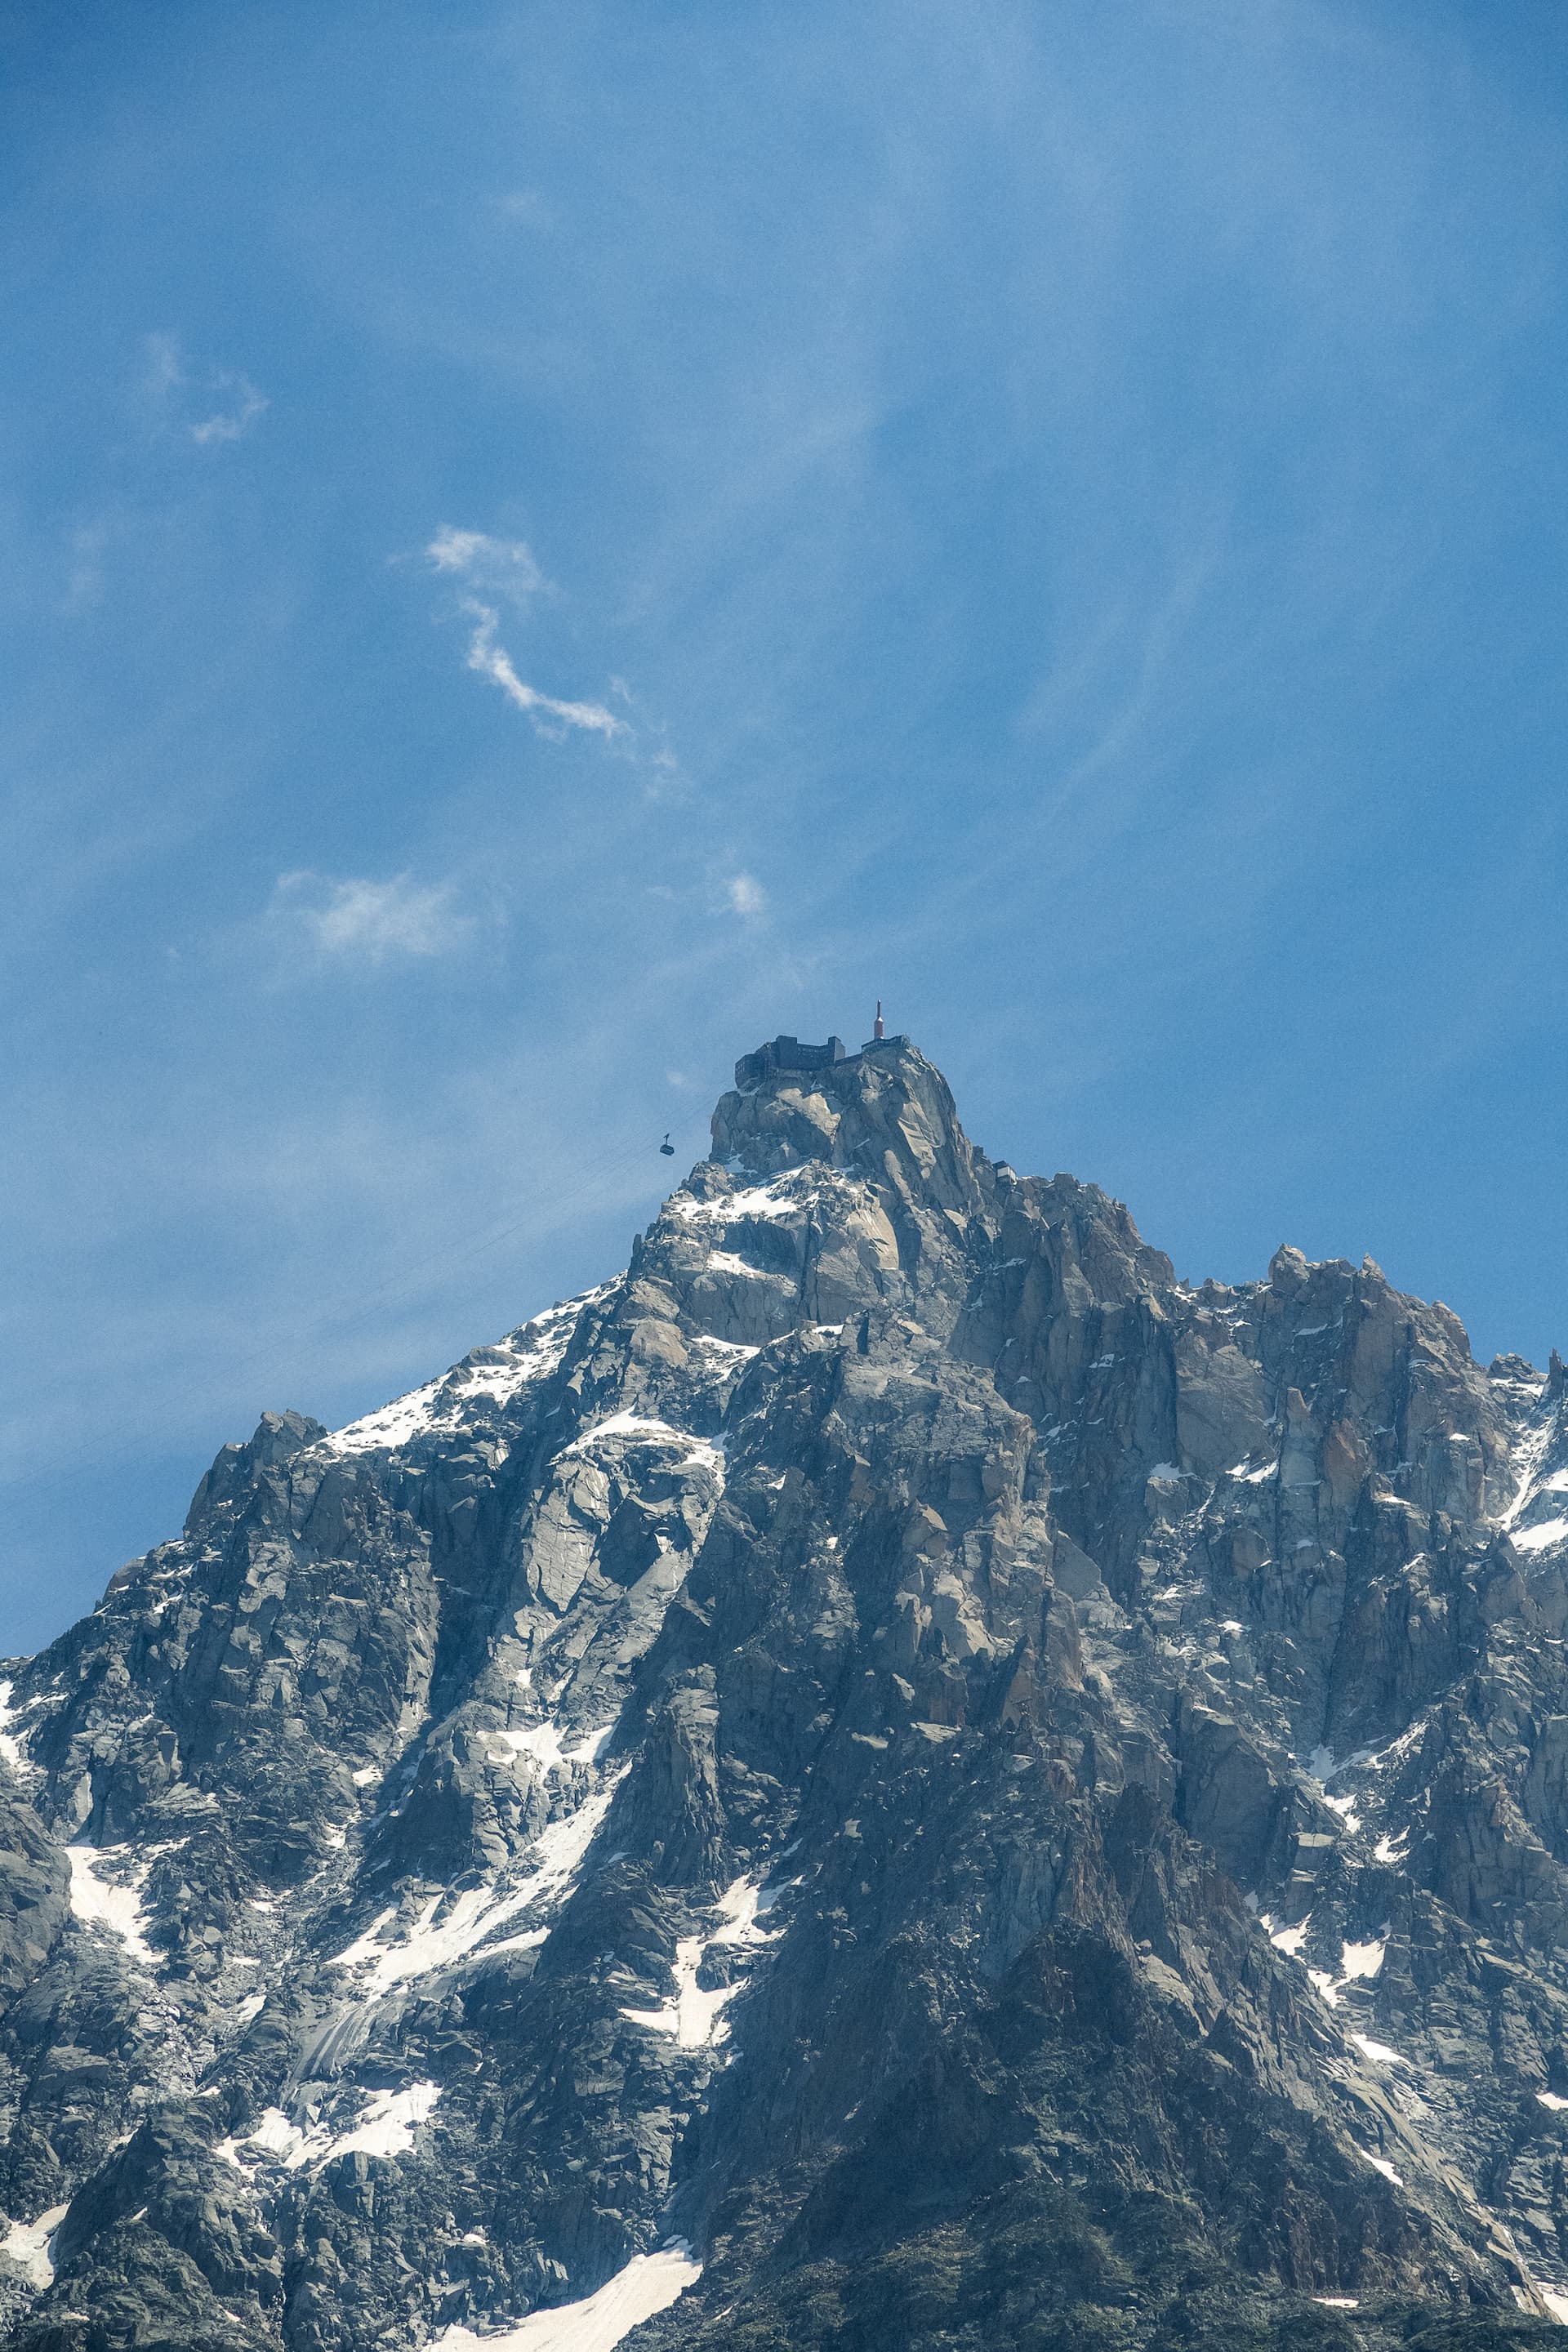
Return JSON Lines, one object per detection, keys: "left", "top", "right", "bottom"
{"left": 734, "top": 1004, "right": 902, "bottom": 1091}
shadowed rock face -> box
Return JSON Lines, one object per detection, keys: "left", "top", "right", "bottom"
{"left": 2, "top": 1039, "right": 1567, "bottom": 2352}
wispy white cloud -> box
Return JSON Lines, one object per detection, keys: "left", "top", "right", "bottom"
{"left": 426, "top": 525, "right": 548, "bottom": 608}
{"left": 268, "top": 871, "right": 474, "bottom": 962}
{"left": 726, "top": 872, "right": 765, "bottom": 916}
{"left": 189, "top": 374, "right": 269, "bottom": 445}
{"left": 459, "top": 599, "right": 626, "bottom": 739}
{"left": 422, "top": 525, "right": 624, "bottom": 740}
{"left": 142, "top": 333, "right": 268, "bottom": 446}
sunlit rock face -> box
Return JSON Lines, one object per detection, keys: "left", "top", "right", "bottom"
{"left": 2, "top": 1035, "right": 1568, "bottom": 2352}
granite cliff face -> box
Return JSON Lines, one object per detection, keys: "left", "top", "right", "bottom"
{"left": 2, "top": 1036, "right": 1568, "bottom": 2352}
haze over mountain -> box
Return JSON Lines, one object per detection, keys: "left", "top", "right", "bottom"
{"left": 2, "top": 1033, "right": 1568, "bottom": 2352}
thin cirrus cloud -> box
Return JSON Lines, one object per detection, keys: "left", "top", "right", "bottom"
{"left": 189, "top": 374, "right": 269, "bottom": 445}
{"left": 144, "top": 333, "right": 268, "bottom": 445}
{"left": 726, "top": 873, "right": 765, "bottom": 916}
{"left": 425, "top": 525, "right": 625, "bottom": 741}
{"left": 268, "top": 871, "right": 474, "bottom": 963}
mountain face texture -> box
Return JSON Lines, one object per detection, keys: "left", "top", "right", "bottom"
{"left": 6, "top": 1037, "right": 1568, "bottom": 2352}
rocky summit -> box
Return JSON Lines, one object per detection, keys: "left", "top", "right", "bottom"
{"left": 5, "top": 1035, "right": 1568, "bottom": 2352}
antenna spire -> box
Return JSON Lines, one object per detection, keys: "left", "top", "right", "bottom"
{"left": 873, "top": 998, "right": 885, "bottom": 1042}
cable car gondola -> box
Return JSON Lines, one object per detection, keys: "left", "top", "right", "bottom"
{"left": 659, "top": 1133, "right": 675, "bottom": 1156}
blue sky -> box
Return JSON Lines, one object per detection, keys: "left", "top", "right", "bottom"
{"left": 3, "top": 0, "right": 1566, "bottom": 1653}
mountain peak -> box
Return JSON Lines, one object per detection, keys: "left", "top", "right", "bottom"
{"left": 713, "top": 1026, "right": 987, "bottom": 1214}
{"left": 2, "top": 1038, "right": 1567, "bottom": 2348}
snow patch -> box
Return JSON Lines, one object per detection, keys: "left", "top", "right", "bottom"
{"left": 1268, "top": 1921, "right": 1384, "bottom": 2007}
{"left": 1539, "top": 2092, "right": 1568, "bottom": 2113}
{"left": 221, "top": 2082, "right": 440, "bottom": 2172}
{"left": 327, "top": 1293, "right": 595, "bottom": 1456}
{"left": 560, "top": 1413, "right": 724, "bottom": 1478}
{"left": 327, "top": 1379, "right": 444, "bottom": 1457}
{"left": 1367, "top": 1722, "right": 1428, "bottom": 1771}
{"left": 1261, "top": 1914, "right": 1308, "bottom": 1957}
{"left": 314, "top": 2081, "right": 439, "bottom": 2165}
{"left": 1356, "top": 2149, "right": 1405, "bottom": 2187}
{"left": 67, "top": 1846, "right": 156, "bottom": 1966}
{"left": 329, "top": 1788, "right": 618, "bottom": 1995}
{"left": 621, "top": 1876, "right": 782, "bottom": 2049}
{"left": 1350, "top": 2034, "right": 1407, "bottom": 2069}
{"left": 671, "top": 1182, "right": 812, "bottom": 1224}
{"left": 490, "top": 1721, "right": 617, "bottom": 1775}
{"left": 0, "top": 2204, "right": 68, "bottom": 2289}
{"left": 430, "top": 2243, "right": 701, "bottom": 2352}
{"left": 1516, "top": 1519, "right": 1568, "bottom": 1554}
{"left": 0, "top": 1681, "right": 29, "bottom": 1773}
{"left": 1501, "top": 1412, "right": 1561, "bottom": 1532}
